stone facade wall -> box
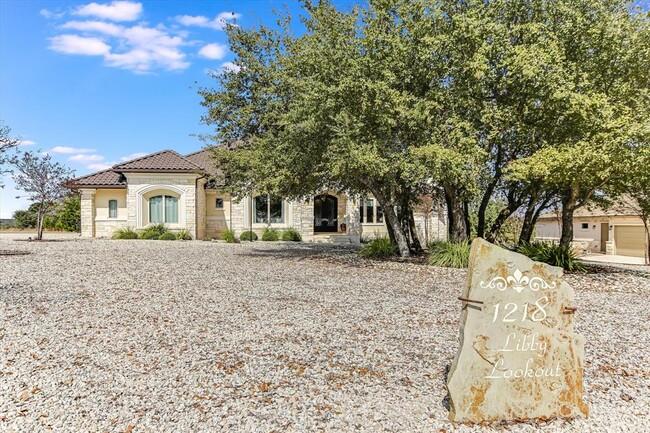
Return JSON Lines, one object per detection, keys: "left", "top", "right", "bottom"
{"left": 125, "top": 173, "right": 199, "bottom": 238}
{"left": 414, "top": 211, "right": 447, "bottom": 245}
{"left": 79, "top": 189, "right": 96, "bottom": 237}
{"left": 95, "top": 219, "right": 128, "bottom": 238}
{"left": 345, "top": 196, "right": 362, "bottom": 238}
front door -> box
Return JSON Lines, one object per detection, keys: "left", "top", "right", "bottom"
{"left": 314, "top": 194, "right": 338, "bottom": 233}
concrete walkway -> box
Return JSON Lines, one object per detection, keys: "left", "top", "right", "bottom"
{"left": 579, "top": 253, "right": 646, "bottom": 265}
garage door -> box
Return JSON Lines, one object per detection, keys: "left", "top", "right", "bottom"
{"left": 614, "top": 226, "right": 646, "bottom": 258}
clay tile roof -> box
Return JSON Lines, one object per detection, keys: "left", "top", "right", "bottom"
{"left": 112, "top": 149, "right": 203, "bottom": 172}
{"left": 69, "top": 168, "right": 126, "bottom": 188}
{"left": 184, "top": 148, "right": 220, "bottom": 177}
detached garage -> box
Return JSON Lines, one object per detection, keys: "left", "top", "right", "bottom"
{"left": 614, "top": 226, "right": 646, "bottom": 258}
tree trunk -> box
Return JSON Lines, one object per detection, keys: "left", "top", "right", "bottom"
{"left": 444, "top": 183, "right": 469, "bottom": 243}
{"left": 407, "top": 207, "right": 423, "bottom": 254}
{"left": 383, "top": 203, "right": 410, "bottom": 257}
{"left": 519, "top": 197, "right": 537, "bottom": 245}
{"left": 371, "top": 188, "right": 410, "bottom": 257}
{"left": 643, "top": 218, "right": 650, "bottom": 265}
{"left": 477, "top": 179, "right": 498, "bottom": 239}
{"left": 559, "top": 187, "right": 579, "bottom": 247}
{"left": 486, "top": 192, "right": 525, "bottom": 244}
{"left": 37, "top": 207, "right": 44, "bottom": 240}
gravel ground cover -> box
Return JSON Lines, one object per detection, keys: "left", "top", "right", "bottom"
{"left": 0, "top": 237, "right": 648, "bottom": 432}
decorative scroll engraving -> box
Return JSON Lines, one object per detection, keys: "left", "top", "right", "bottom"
{"left": 480, "top": 268, "right": 556, "bottom": 293}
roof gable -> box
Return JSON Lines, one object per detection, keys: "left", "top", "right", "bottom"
{"left": 112, "top": 150, "right": 203, "bottom": 172}
{"left": 69, "top": 148, "right": 222, "bottom": 189}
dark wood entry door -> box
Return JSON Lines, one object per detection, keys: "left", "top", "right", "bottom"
{"left": 314, "top": 195, "right": 338, "bottom": 232}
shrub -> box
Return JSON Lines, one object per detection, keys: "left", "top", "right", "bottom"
{"left": 516, "top": 241, "right": 586, "bottom": 272}
{"left": 359, "top": 237, "right": 398, "bottom": 258}
{"left": 111, "top": 227, "right": 139, "bottom": 240}
{"left": 139, "top": 223, "right": 169, "bottom": 240}
{"left": 239, "top": 230, "right": 258, "bottom": 241}
{"left": 261, "top": 227, "right": 280, "bottom": 241}
{"left": 281, "top": 228, "right": 302, "bottom": 242}
{"left": 159, "top": 232, "right": 177, "bottom": 241}
{"left": 220, "top": 229, "right": 236, "bottom": 243}
{"left": 176, "top": 229, "right": 192, "bottom": 240}
{"left": 427, "top": 241, "right": 470, "bottom": 268}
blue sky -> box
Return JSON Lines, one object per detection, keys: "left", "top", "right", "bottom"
{"left": 0, "top": 0, "right": 356, "bottom": 218}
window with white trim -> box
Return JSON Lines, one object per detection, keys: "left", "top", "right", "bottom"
{"left": 253, "top": 195, "right": 284, "bottom": 224}
{"left": 149, "top": 195, "right": 178, "bottom": 224}
{"left": 359, "top": 197, "right": 384, "bottom": 224}
{"left": 108, "top": 199, "right": 118, "bottom": 218}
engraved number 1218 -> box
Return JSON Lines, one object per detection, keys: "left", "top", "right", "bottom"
{"left": 491, "top": 296, "right": 549, "bottom": 323}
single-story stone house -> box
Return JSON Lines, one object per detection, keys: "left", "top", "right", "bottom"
{"left": 70, "top": 149, "right": 446, "bottom": 242}
{"left": 535, "top": 200, "right": 647, "bottom": 258}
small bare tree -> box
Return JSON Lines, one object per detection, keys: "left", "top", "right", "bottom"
{"left": 1, "top": 121, "right": 21, "bottom": 188}
{"left": 11, "top": 151, "right": 75, "bottom": 240}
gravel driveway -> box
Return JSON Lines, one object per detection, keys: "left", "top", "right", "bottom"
{"left": 1, "top": 238, "right": 649, "bottom": 432}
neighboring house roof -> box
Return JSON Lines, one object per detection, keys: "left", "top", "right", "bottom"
{"left": 112, "top": 150, "right": 203, "bottom": 173}
{"left": 69, "top": 148, "right": 224, "bottom": 189}
{"left": 537, "top": 196, "right": 640, "bottom": 220}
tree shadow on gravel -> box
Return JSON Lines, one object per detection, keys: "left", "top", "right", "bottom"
{"left": 442, "top": 363, "right": 451, "bottom": 411}
{"left": 582, "top": 263, "right": 650, "bottom": 279}
{"left": 235, "top": 243, "right": 359, "bottom": 261}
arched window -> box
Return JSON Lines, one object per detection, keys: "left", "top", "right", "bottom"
{"left": 253, "top": 195, "right": 284, "bottom": 224}
{"left": 149, "top": 195, "right": 178, "bottom": 224}
{"left": 108, "top": 199, "right": 118, "bottom": 218}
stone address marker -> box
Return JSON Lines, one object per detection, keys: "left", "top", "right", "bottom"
{"left": 447, "top": 238, "right": 588, "bottom": 423}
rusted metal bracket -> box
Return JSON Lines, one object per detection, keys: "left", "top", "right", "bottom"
{"left": 563, "top": 306, "right": 577, "bottom": 314}
{"left": 458, "top": 296, "right": 484, "bottom": 305}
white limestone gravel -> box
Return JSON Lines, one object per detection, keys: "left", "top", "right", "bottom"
{"left": 0, "top": 237, "right": 648, "bottom": 433}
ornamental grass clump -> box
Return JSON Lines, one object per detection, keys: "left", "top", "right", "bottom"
{"left": 358, "top": 237, "right": 398, "bottom": 258}
{"left": 111, "top": 227, "right": 139, "bottom": 240}
{"left": 139, "top": 223, "right": 169, "bottom": 240}
{"left": 427, "top": 240, "right": 470, "bottom": 268}
{"left": 220, "top": 229, "right": 236, "bottom": 243}
{"left": 516, "top": 241, "right": 586, "bottom": 272}
{"left": 239, "top": 230, "right": 258, "bottom": 241}
{"left": 262, "top": 227, "right": 280, "bottom": 241}
{"left": 158, "top": 232, "right": 177, "bottom": 241}
{"left": 281, "top": 228, "right": 302, "bottom": 242}
{"left": 176, "top": 229, "right": 192, "bottom": 240}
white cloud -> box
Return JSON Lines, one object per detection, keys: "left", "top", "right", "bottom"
{"left": 49, "top": 34, "right": 111, "bottom": 56}
{"left": 69, "top": 154, "right": 104, "bottom": 162}
{"left": 40, "top": 9, "right": 65, "bottom": 20}
{"left": 220, "top": 61, "right": 241, "bottom": 73}
{"left": 18, "top": 140, "right": 36, "bottom": 147}
{"left": 198, "top": 43, "right": 227, "bottom": 60}
{"left": 53, "top": 20, "right": 189, "bottom": 72}
{"left": 73, "top": 1, "right": 142, "bottom": 22}
{"left": 120, "top": 152, "right": 147, "bottom": 161}
{"left": 176, "top": 12, "right": 241, "bottom": 30}
{"left": 61, "top": 20, "right": 124, "bottom": 37}
{"left": 51, "top": 146, "right": 95, "bottom": 154}
{"left": 105, "top": 25, "right": 188, "bottom": 72}
{"left": 86, "top": 163, "right": 114, "bottom": 170}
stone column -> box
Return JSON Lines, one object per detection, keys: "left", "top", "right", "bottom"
{"left": 345, "top": 195, "right": 362, "bottom": 238}
{"left": 195, "top": 179, "right": 207, "bottom": 240}
{"left": 79, "top": 189, "right": 96, "bottom": 237}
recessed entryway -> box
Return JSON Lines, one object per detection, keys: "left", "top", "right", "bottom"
{"left": 313, "top": 194, "right": 338, "bottom": 233}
